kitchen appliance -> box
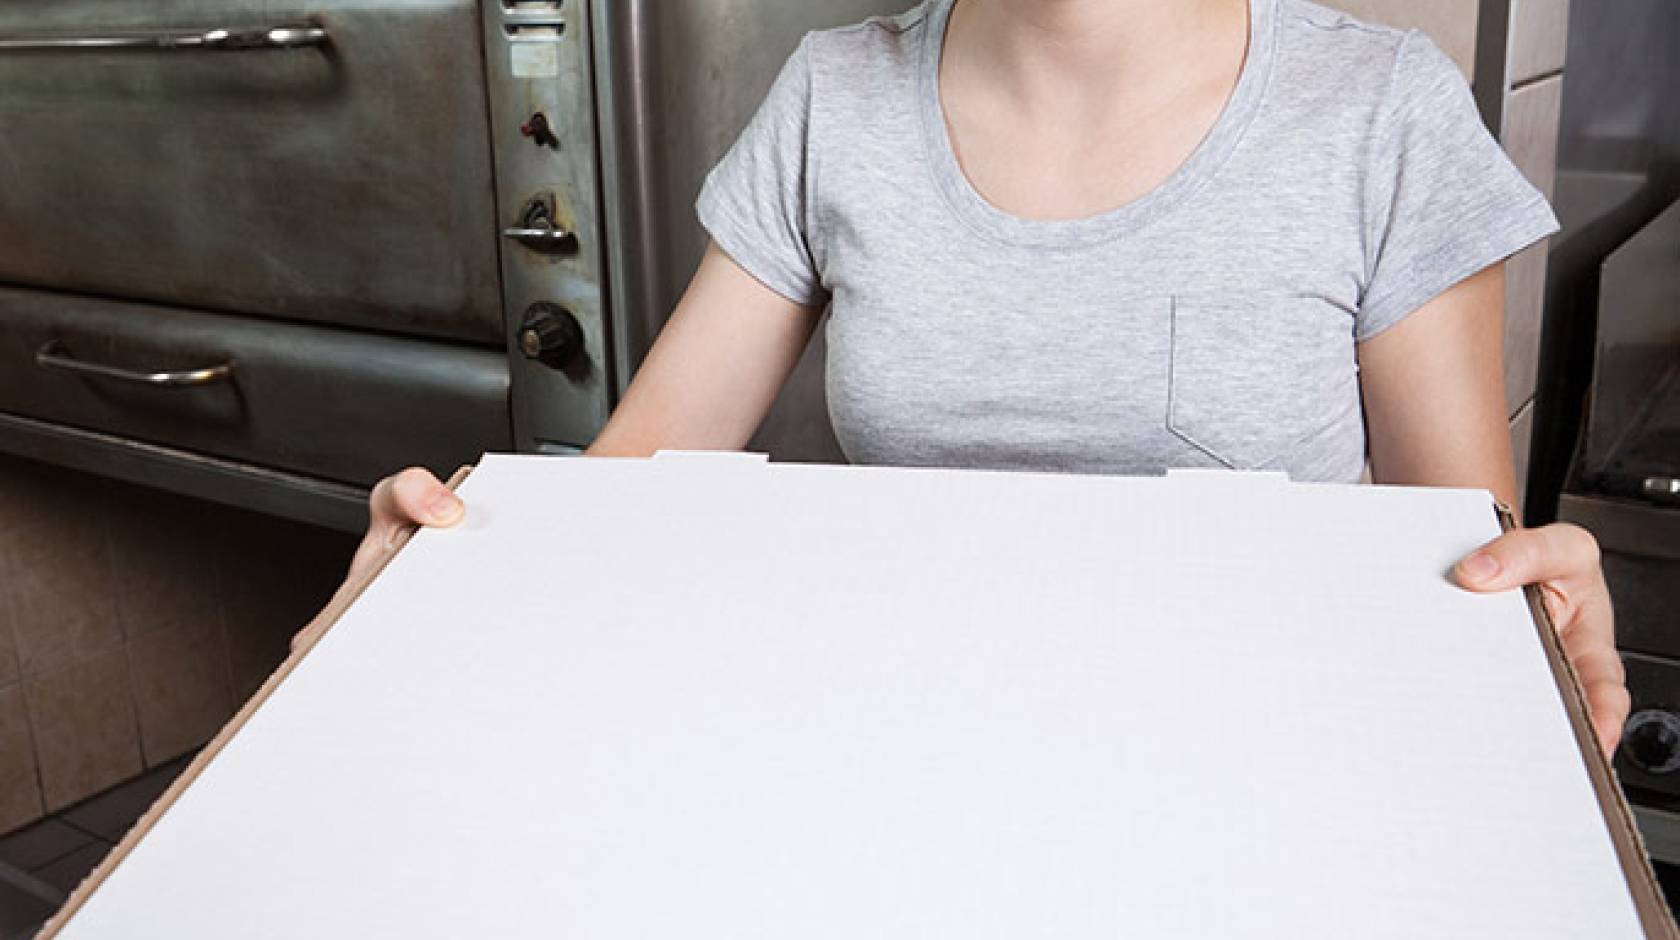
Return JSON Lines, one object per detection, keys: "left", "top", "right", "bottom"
{"left": 0, "top": 1, "right": 897, "bottom": 531}
{"left": 1555, "top": 198, "right": 1680, "bottom": 799}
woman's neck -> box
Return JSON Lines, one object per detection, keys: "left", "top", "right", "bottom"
{"left": 946, "top": 0, "right": 1249, "bottom": 115}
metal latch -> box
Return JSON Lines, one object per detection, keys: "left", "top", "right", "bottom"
{"left": 501, "top": 193, "right": 576, "bottom": 251}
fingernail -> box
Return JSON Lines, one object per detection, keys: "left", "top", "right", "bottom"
{"left": 1460, "top": 552, "right": 1501, "bottom": 582}
{"left": 427, "top": 491, "right": 463, "bottom": 523}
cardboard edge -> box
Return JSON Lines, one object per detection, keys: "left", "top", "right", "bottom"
{"left": 34, "top": 465, "right": 477, "bottom": 939}
{"left": 29, "top": 481, "right": 1669, "bottom": 936}
{"left": 1497, "top": 505, "right": 1679, "bottom": 940}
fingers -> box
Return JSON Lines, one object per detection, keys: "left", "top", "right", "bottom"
{"left": 1453, "top": 523, "right": 1615, "bottom": 646}
{"left": 371, "top": 467, "right": 464, "bottom": 530}
{"left": 1452, "top": 523, "right": 1627, "bottom": 757}
{"left": 1572, "top": 645, "right": 1629, "bottom": 753}
{"left": 297, "top": 468, "right": 465, "bottom": 659}
{"left": 1561, "top": 624, "right": 1626, "bottom": 685}
{"left": 1584, "top": 679, "right": 1632, "bottom": 757}
{"left": 1452, "top": 523, "right": 1600, "bottom": 594}
{"left": 345, "top": 468, "right": 463, "bottom": 586}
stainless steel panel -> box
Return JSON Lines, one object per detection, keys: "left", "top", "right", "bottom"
{"left": 1558, "top": 492, "right": 1680, "bottom": 561}
{"left": 0, "top": 1, "right": 504, "bottom": 344}
{"left": 0, "top": 286, "right": 511, "bottom": 486}
{"left": 1583, "top": 199, "right": 1680, "bottom": 478}
{"left": 1511, "top": 395, "right": 1535, "bottom": 511}
{"left": 1633, "top": 804, "right": 1680, "bottom": 866}
{"left": 482, "top": 0, "right": 614, "bottom": 448}
{"left": 592, "top": 0, "right": 914, "bottom": 462}
{"left": 0, "top": 412, "right": 369, "bottom": 532}
{"left": 1504, "top": 241, "right": 1549, "bottom": 415}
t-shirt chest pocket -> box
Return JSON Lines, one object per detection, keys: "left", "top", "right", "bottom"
{"left": 1166, "top": 295, "right": 1361, "bottom": 470}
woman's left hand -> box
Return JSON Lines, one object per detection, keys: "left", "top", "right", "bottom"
{"left": 1453, "top": 523, "right": 1629, "bottom": 756}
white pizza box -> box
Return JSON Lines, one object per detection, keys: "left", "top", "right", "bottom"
{"left": 39, "top": 452, "right": 1678, "bottom": 938}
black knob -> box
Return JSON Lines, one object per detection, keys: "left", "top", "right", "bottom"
{"left": 518, "top": 303, "right": 585, "bottom": 370}
{"left": 1622, "top": 710, "right": 1680, "bottom": 775}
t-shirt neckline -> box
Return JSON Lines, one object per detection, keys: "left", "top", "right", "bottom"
{"left": 917, "top": 0, "right": 1280, "bottom": 250}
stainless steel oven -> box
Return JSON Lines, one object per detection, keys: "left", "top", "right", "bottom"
{"left": 0, "top": 1, "right": 900, "bottom": 530}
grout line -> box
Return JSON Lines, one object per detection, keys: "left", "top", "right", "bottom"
{"left": 1510, "top": 67, "right": 1564, "bottom": 92}
{"left": 99, "top": 495, "right": 150, "bottom": 774}
{"left": 15, "top": 643, "right": 48, "bottom": 832}
{"left": 0, "top": 856, "right": 65, "bottom": 907}
{"left": 0, "top": 523, "right": 48, "bottom": 829}
{"left": 52, "top": 818, "right": 111, "bottom": 847}
{"left": 213, "top": 515, "right": 242, "bottom": 720}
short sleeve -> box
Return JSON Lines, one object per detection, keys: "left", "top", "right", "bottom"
{"left": 1355, "top": 32, "right": 1559, "bottom": 340}
{"left": 695, "top": 36, "right": 827, "bottom": 308}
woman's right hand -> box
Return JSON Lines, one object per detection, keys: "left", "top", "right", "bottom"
{"left": 293, "top": 467, "right": 465, "bottom": 651}
{"left": 346, "top": 467, "right": 466, "bottom": 584}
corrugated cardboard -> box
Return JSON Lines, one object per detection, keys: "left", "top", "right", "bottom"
{"left": 37, "top": 456, "right": 1680, "bottom": 938}
{"left": 1496, "top": 503, "right": 1676, "bottom": 937}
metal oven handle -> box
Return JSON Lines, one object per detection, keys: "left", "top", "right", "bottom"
{"left": 502, "top": 226, "right": 578, "bottom": 249}
{"left": 36, "top": 340, "right": 236, "bottom": 389}
{"left": 0, "top": 25, "right": 327, "bottom": 53}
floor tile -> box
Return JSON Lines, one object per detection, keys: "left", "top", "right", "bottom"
{"left": 59, "top": 758, "right": 191, "bottom": 843}
{"left": 0, "top": 864, "right": 60, "bottom": 940}
{"left": 31, "top": 841, "right": 111, "bottom": 897}
{"left": 0, "top": 820, "right": 93, "bottom": 873}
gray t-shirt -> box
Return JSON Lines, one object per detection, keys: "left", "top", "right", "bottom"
{"left": 696, "top": 0, "right": 1558, "bottom": 481}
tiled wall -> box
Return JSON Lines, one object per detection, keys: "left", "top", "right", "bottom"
{"left": 1489, "top": 0, "right": 1570, "bottom": 511}
{"left": 0, "top": 455, "right": 356, "bottom": 834}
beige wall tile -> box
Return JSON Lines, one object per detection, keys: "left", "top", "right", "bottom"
{"left": 0, "top": 684, "right": 44, "bottom": 833}
{"left": 1508, "top": 0, "right": 1570, "bottom": 84}
{"left": 1319, "top": 0, "right": 1480, "bottom": 78}
{"left": 128, "top": 617, "right": 233, "bottom": 766}
{"left": 3, "top": 486, "right": 122, "bottom": 678}
{"left": 219, "top": 511, "right": 356, "bottom": 704}
{"left": 1502, "top": 74, "right": 1564, "bottom": 201}
{"left": 106, "top": 486, "right": 223, "bottom": 641}
{"left": 24, "top": 648, "right": 142, "bottom": 812}
{"left": 1511, "top": 398, "right": 1537, "bottom": 513}
{"left": 0, "top": 457, "right": 46, "bottom": 537}
{"left": 0, "top": 590, "right": 18, "bottom": 687}
{"left": 1504, "top": 240, "right": 1551, "bottom": 416}
{"left": 0, "top": 456, "right": 351, "bottom": 827}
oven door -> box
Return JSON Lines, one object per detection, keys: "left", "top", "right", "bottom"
{"left": 0, "top": 285, "right": 509, "bottom": 484}
{"left": 0, "top": 0, "right": 503, "bottom": 345}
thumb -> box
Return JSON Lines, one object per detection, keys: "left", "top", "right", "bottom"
{"left": 1452, "top": 524, "right": 1599, "bottom": 594}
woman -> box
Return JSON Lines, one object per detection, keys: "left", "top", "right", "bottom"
{"left": 342, "top": 0, "right": 1628, "bottom": 750}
